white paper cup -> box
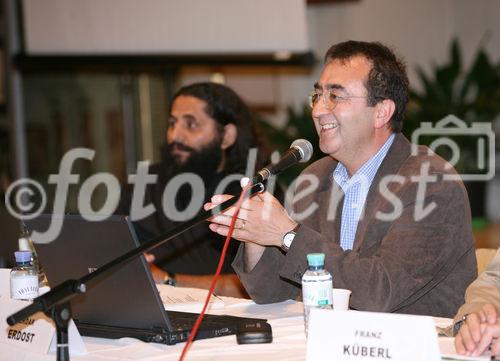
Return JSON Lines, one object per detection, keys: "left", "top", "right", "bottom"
{"left": 332, "top": 288, "right": 351, "bottom": 310}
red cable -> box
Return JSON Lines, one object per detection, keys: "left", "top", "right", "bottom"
{"left": 178, "top": 183, "right": 253, "bottom": 361}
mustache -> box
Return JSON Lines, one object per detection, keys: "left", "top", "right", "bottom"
{"left": 168, "top": 141, "right": 195, "bottom": 153}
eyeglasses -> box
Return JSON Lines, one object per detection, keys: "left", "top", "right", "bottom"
{"left": 308, "top": 89, "right": 368, "bottom": 110}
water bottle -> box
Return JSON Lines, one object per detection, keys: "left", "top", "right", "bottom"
{"left": 10, "top": 251, "right": 39, "bottom": 301}
{"left": 302, "top": 253, "right": 333, "bottom": 336}
{"left": 18, "top": 221, "right": 48, "bottom": 287}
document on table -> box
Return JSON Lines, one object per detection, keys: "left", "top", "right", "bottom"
{"left": 156, "top": 284, "right": 303, "bottom": 320}
{"left": 156, "top": 284, "right": 225, "bottom": 312}
{"left": 226, "top": 299, "right": 304, "bottom": 320}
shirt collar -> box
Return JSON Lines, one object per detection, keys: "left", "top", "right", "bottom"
{"left": 333, "top": 133, "right": 395, "bottom": 190}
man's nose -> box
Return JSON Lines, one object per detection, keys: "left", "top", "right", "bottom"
{"left": 312, "top": 96, "right": 330, "bottom": 119}
{"left": 167, "top": 123, "right": 184, "bottom": 143}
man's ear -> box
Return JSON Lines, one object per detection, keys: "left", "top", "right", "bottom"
{"left": 374, "top": 99, "right": 395, "bottom": 129}
{"left": 221, "top": 123, "right": 237, "bottom": 150}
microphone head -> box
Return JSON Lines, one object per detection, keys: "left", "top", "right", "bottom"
{"left": 290, "top": 139, "right": 313, "bottom": 163}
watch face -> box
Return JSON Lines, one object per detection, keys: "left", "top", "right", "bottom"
{"left": 283, "top": 232, "right": 295, "bottom": 247}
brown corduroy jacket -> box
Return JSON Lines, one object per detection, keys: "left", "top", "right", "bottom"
{"left": 233, "top": 133, "right": 477, "bottom": 318}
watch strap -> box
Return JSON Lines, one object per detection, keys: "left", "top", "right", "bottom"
{"left": 163, "top": 272, "right": 177, "bottom": 286}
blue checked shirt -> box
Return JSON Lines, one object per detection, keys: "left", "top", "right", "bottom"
{"left": 333, "top": 134, "right": 395, "bottom": 250}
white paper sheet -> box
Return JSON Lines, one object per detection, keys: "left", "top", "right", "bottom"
{"left": 156, "top": 284, "right": 224, "bottom": 313}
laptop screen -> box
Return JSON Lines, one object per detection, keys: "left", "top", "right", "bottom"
{"left": 26, "top": 214, "right": 171, "bottom": 331}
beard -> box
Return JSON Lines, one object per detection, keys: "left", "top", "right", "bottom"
{"left": 159, "top": 138, "right": 223, "bottom": 197}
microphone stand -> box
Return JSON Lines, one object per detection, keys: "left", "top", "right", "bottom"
{"left": 6, "top": 182, "right": 265, "bottom": 361}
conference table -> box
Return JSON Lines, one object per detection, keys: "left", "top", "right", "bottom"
{"left": 0, "top": 285, "right": 490, "bottom": 361}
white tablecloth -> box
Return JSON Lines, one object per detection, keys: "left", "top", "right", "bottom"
{"left": 0, "top": 289, "right": 491, "bottom": 361}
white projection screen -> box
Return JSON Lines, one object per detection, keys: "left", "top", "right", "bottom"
{"left": 22, "top": 0, "right": 309, "bottom": 55}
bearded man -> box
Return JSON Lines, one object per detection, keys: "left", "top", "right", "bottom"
{"left": 117, "top": 82, "right": 270, "bottom": 297}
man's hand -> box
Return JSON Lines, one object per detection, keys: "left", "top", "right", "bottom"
{"left": 204, "top": 191, "right": 296, "bottom": 248}
{"left": 144, "top": 253, "right": 170, "bottom": 284}
{"left": 143, "top": 253, "right": 249, "bottom": 298}
{"left": 455, "top": 303, "right": 500, "bottom": 357}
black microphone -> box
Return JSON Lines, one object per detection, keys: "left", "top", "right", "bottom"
{"left": 251, "top": 139, "right": 313, "bottom": 184}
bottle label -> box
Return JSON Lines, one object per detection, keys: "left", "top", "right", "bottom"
{"left": 10, "top": 275, "right": 39, "bottom": 300}
{"left": 302, "top": 278, "right": 333, "bottom": 307}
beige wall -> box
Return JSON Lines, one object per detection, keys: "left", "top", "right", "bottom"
{"left": 299, "top": 0, "right": 500, "bottom": 107}
{"left": 178, "top": 0, "right": 500, "bottom": 113}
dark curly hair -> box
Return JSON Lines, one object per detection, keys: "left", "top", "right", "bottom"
{"left": 169, "top": 82, "right": 269, "bottom": 174}
{"left": 324, "top": 40, "right": 409, "bottom": 132}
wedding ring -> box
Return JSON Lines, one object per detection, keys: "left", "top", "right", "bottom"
{"left": 240, "top": 220, "right": 246, "bottom": 230}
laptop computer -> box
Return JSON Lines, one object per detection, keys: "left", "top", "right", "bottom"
{"left": 26, "top": 214, "right": 264, "bottom": 345}
{"left": 0, "top": 207, "right": 21, "bottom": 268}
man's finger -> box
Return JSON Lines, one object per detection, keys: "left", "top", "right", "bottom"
{"left": 203, "top": 201, "right": 216, "bottom": 211}
{"left": 208, "top": 223, "right": 249, "bottom": 243}
{"left": 473, "top": 324, "right": 499, "bottom": 356}
{"left": 213, "top": 207, "right": 251, "bottom": 219}
{"left": 144, "top": 253, "right": 155, "bottom": 263}
{"left": 466, "top": 314, "right": 484, "bottom": 343}
{"left": 209, "top": 222, "right": 230, "bottom": 236}
{"left": 454, "top": 333, "right": 467, "bottom": 355}
{"left": 211, "top": 194, "right": 234, "bottom": 204}
{"left": 204, "top": 195, "right": 236, "bottom": 211}
{"left": 459, "top": 323, "right": 479, "bottom": 353}
{"left": 209, "top": 214, "right": 247, "bottom": 228}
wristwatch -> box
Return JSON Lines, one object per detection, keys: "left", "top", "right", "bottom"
{"left": 281, "top": 224, "right": 300, "bottom": 252}
{"left": 163, "top": 272, "right": 177, "bottom": 287}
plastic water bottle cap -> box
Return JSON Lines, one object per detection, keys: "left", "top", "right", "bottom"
{"left": 14, "top": 251, "right": 32, "bottom": 263}
{"left": 18, "top": 237, "right": 31, "bottom": 251}
{"left": 307, "top": 253, "right": 325, "bottom": 267}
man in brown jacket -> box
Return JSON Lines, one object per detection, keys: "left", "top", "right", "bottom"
{"left": 206, "top": 40, "right": 477, "bottom": 317}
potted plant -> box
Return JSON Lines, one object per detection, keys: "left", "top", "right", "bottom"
{"left": 403, "top": 39, "right": 500, "bottom": 218}
{"left": 257, "top": 105, "right": 320, "bottom": 186}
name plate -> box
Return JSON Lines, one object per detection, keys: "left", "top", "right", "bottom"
{"left": 0, "top": 294, "right": 87, "bottom": 356}
{"left": 306, "top": 308, "right": 440, "bottom": 361}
